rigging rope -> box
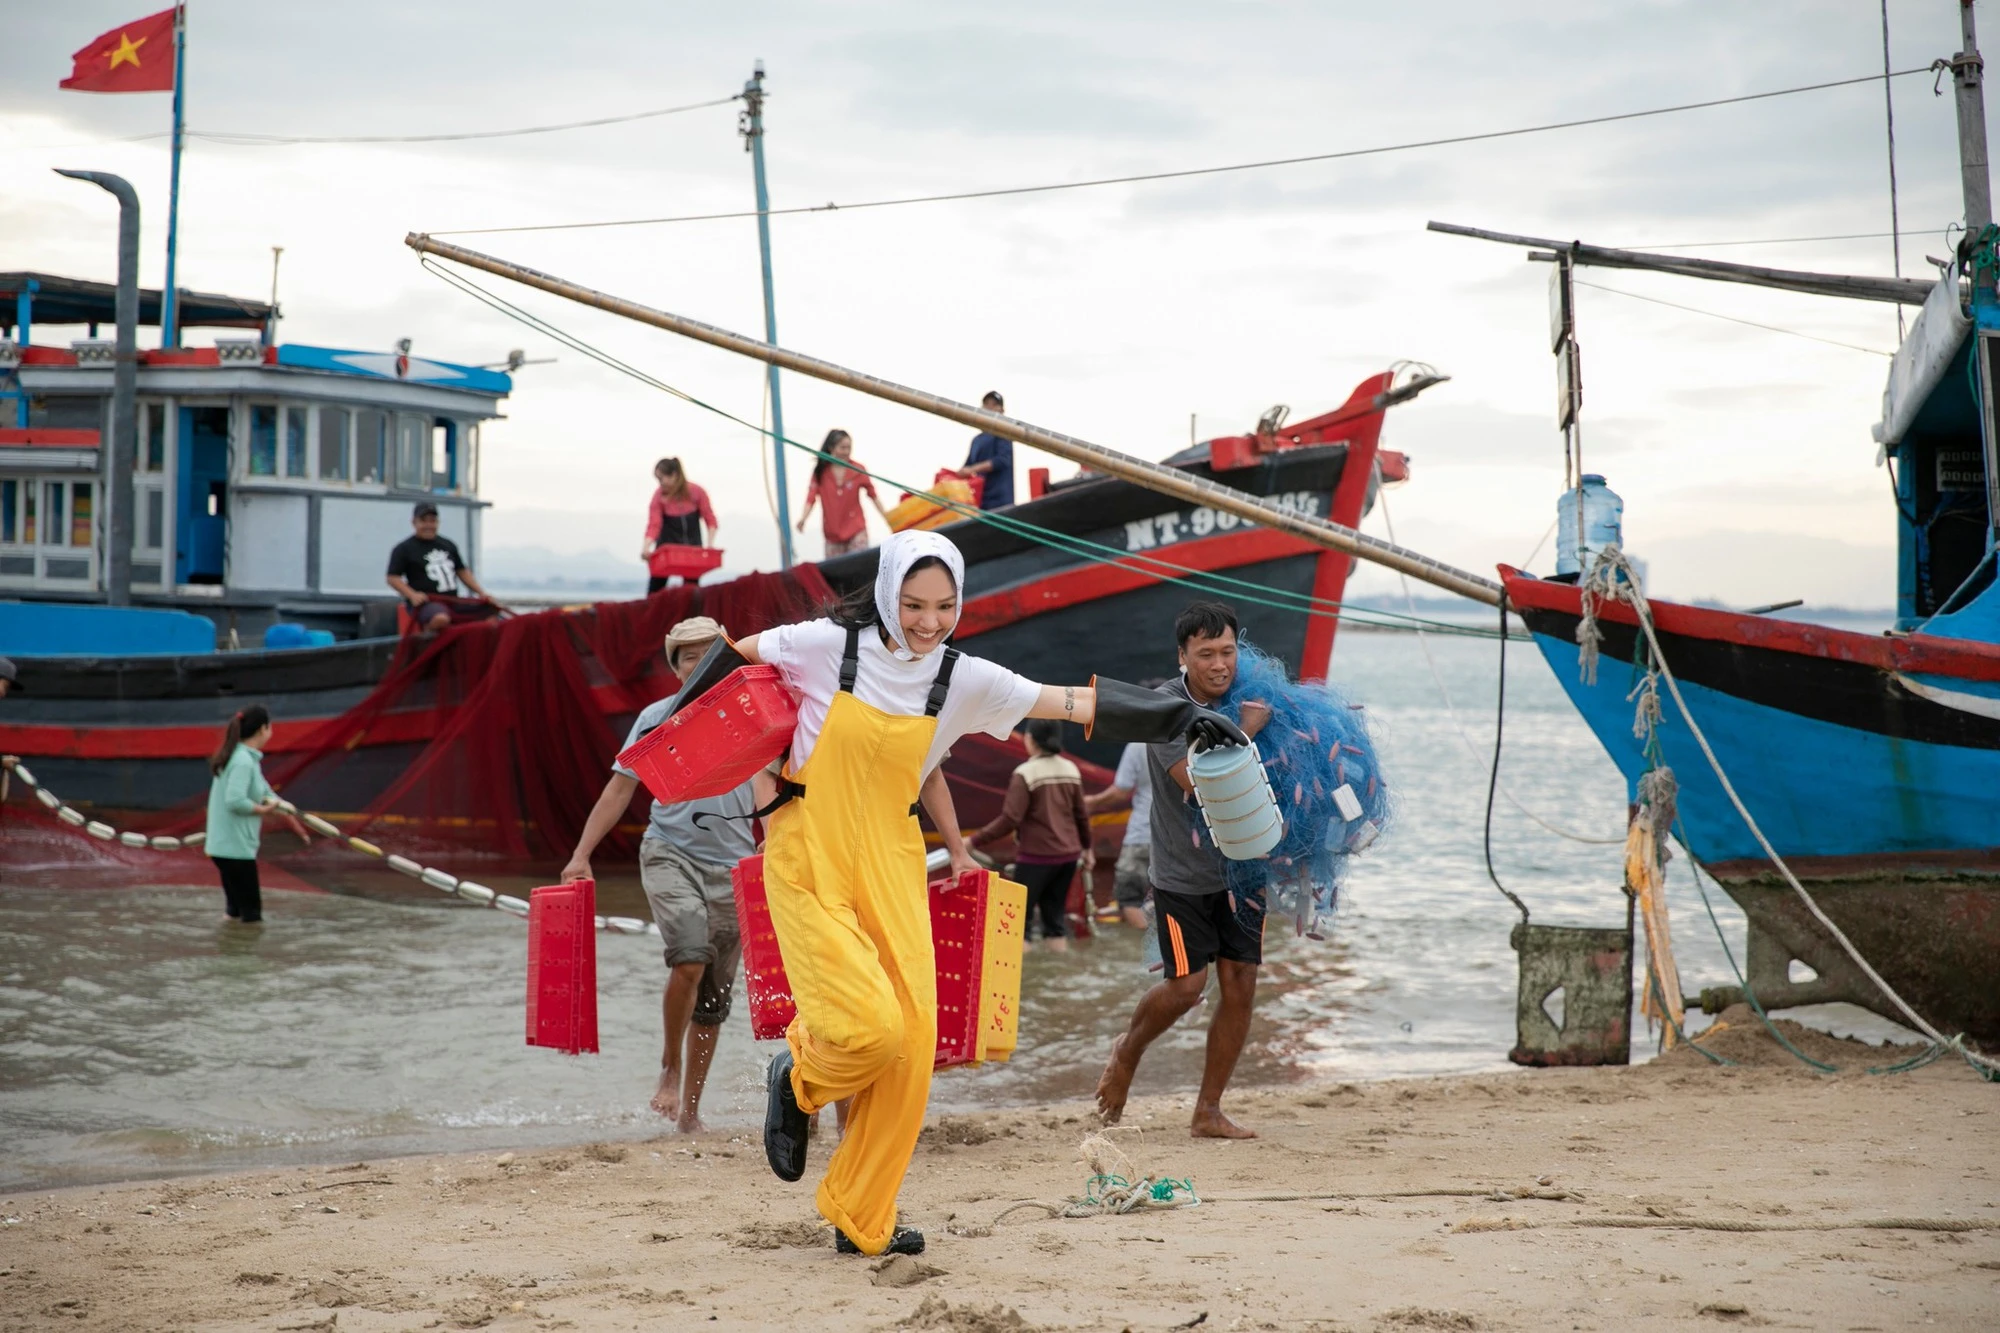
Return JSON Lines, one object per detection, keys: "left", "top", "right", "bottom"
{"left": 1573, "top": 546, "right": 2000, "bottom": 1079}
{"left": 418, "top": 256, "right": 1500, "bottom": 639}
{"left": 1377, "top": 490, "right": 1624, "bottom": 846}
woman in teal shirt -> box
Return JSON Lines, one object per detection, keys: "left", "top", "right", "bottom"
{"left": 206, "top": 705, "right": 279, "bottom": 924}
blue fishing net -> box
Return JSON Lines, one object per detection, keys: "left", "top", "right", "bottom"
{"left": 1204, "top": 641, "right": 1391, "bottom": 938}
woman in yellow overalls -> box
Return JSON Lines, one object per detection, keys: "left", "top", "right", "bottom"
{"left": 714, "top": 529, "right": 1243, "bottom": 1256}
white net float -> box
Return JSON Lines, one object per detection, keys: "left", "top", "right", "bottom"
{"left": 605, "top": 916, "right": 649, "bottom": 934}
{"left": 118, "top": 831, "right": 149, "bottom": 848}
{"left": 12, "top": 763, "right": 35, "bottom": 787}
{"left": 303, "top": 814, "right": 343, "bottom": 838}
{"left": 346, "top": 836, "right": 382, "bottom": 857}
{"left": 149, "top": 835, "right": 183, "bottom": 851}
{"left": 183, "top": 831, "right": 206, "bottom": 847}
{"left": 385, "top": 854, "right": 425, "bottom": 878}
{"left": 455, "top": 882, "right": 497, "bottom": 906}
{"left": 36, "top": 787, "right": 61, "bottom": 810}
{"left": 57, "top": 806, "right": 87, "bottom": 827}
{"left": 492, "top": 894, "right": 530, "bottom": 917}
{"left": 273, "top": 798, "right": 298, "bottom": 815}
{"left": 420, "top": 867, "right": 459, "bottom": 892}
{"left": 85, "top": 820, "right": 117, "bottom": 841}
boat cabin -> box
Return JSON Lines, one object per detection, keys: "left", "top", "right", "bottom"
{"left": 0, "top": 271, "right": 509, "bottom": 643}
{"left": 1875, "top": 273, "right": 2000, "bottom": 635}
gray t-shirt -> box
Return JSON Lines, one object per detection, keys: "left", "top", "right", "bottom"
{"left": 612, "top": 696, "right": 758, "bottom": 868}
{"left": 1145, "top": 676, "right": 1228, "bottom": 897}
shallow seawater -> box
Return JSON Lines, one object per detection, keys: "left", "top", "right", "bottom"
{"left": 0, "top": 630, "right": 1911, "bottom": 1192}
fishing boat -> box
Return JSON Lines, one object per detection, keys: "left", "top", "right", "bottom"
{"left": 0, "top": 251, "right": 1422, "bottom": 854}
{"left": 1435, "top": 9, "right": 2000, "bottom": 1044}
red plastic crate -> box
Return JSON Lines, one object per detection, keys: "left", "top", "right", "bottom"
{"left": 526, "top": 879, "right": 599, "bottom": 1055}
{"left": 616, "top": 665, "right": 799, "bottom": 804}
{"left": 647, "top": 544, "right": 725, "bottom": 579}
{"left": 731, "top": 855, "right": 995, "bottom": 1068}
{"left": 732, "top": 856, "right": 797, "bottom": 1041}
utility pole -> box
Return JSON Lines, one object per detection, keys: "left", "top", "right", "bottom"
{"left": 267, "top": 245, "right": 283, "bottom": 344}
{"left": 162, "top": 4, "right": 188, "bottom": 348}
{"left": 741, "top": 61, "right": 794, "bottom": 568}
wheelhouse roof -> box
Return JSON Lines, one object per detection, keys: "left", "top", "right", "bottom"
{"left": 0, "top": 271, "right": 272, "bottom": 332}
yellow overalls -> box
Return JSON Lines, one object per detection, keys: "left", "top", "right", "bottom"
{"left": 761, "top": 627, "right": 958, "bottom": 1254}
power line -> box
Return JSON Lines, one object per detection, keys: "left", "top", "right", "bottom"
{"left": 429, "top": 66, "right": 1937, "bottom": 237}
{"left": 190, "top": 93, "right": 741, "bottom": 145}
{"left": 19, "top": 94, "right": 739, "bottom": 152}
{"left": 1572, "top": 278, "right": 1895, "bottom": 356}
{"left": 1615, "top": 228, "right": 1942, "bottom": 250}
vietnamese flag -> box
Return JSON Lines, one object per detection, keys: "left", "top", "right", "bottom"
{"left": 60, "top": 7, "right": 178, "bottom": 94}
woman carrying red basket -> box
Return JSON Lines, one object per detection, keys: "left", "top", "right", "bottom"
{"left": 641, "top": 456, "right": 718, "bottom": 592}
{"left": 670, "top": 528, "right": 1244, "bottom": 1257}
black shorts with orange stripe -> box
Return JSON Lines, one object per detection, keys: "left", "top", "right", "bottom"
{"left": 1153, "top": 886, "right": 1263, "bottom": 977}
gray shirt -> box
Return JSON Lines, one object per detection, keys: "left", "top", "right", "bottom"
{"left": 1145, "top": 676, "right": 1228, "bottom": 897}
{"left": 612, "top": 696, "right": 758, "bottom": 868}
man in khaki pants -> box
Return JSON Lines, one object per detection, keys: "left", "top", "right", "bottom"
{"left": 562, "top": 617, "right": 774, "bottom": 1131}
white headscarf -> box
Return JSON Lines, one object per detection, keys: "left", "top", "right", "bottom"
{"left": 874, "top": 529, "right": 966, "bottom": 661}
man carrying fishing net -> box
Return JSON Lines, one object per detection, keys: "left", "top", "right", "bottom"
{"left": 1095, "top": 600, "right": 1389, "bottom": 1139}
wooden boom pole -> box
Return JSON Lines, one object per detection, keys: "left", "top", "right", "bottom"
{"left": 404, "top": 232, "right": 1504, "bottom": 606}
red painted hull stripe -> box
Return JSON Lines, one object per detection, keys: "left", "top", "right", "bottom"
{"left": 1499, "top": 565, "right": 2000, "bottom": 683}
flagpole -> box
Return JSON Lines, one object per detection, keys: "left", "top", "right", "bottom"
{"left": 161, "top": 3, "right": 187, "bottom": 349}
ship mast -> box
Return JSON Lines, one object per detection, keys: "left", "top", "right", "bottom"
{"left": 1951, "top": 0, "right": 1993, "bottom": 268}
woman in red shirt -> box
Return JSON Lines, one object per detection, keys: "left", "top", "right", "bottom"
{"left": 643, "top": 457, "right": 719, "bottom": 592}
{"left": 796, "top": 430, "right": 888, "bottom": 558}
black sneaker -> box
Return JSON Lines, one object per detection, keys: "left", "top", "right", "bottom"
{"left": 763, "top": 1051, "right": 809, "bottom": 1182}
{"left": 836, "top": 1226, "right": 925, "bottom": 1256}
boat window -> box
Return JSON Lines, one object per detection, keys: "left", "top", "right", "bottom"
{"left": 19, "top": 480, "right": 33, "bottom": 544}
{"left": 42, "top": 482, "right": 62, "bottom": 545}
{"left": 318, "top": 406, "right": 350, "bottom": 480}
{"left": 431, "top": 421, "right": 453, "bottom": 490}
{"left": 284, "top": 406, "right": 309, "bottom": 478}
{"left": 396, "top": 415, "right": 428, "bottom": 489}
{"left": 0, "top": 480, "right": 16, "bottom": 543}
{"left": 144, "top": 487, "right": 164, "bottom": 550}
{"left": 355, "top": 410, "right": 386, "bottom": 484}
{"left": 144, "top": 401, "right": 165, "bottom": 472}
{"left": 249, "top": 404, "right": 278, "bottom": 476}
{"left": 69, "top": 482, "right": 92, "bottom": 546}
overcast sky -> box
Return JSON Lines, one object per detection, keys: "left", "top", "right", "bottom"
{"left": 4, "top": 1, "right": 1984, "bottom": 606}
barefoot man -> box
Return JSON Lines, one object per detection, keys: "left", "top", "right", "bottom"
{"left": 1096, "top": 601, "right": 1271, "bottom": 1140}
{"left": 562, "top": 617, "right": 773, "bottom": 1131}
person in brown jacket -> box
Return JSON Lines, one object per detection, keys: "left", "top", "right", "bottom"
{"left": 972, "top": 718, "right": 1095, "bottom": 951}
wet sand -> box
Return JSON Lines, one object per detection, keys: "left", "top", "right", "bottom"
{"left": 2, "top": 1019, "right": 1995, "bottom": 1332}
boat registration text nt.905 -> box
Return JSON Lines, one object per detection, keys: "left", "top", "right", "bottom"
{"left": 1123, "top": 491, "right": 1325, "bottom": 551}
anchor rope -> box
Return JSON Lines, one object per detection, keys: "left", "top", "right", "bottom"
{"left": 1572, "top": 548, "right": 2000, "bottom": 1079}
{"left": 0, "top": 757, "right": 658, "bottom": 939}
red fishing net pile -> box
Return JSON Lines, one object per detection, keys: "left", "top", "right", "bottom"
{"left": 261, "top": 571, "right": 1118, "bottom": 872}
{"left": 267, "top": 571, "right": 834, "bottom": 863}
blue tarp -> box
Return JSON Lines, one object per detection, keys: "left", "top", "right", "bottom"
{"left": 0, "top": 601, "right": 217, "bottom": 657}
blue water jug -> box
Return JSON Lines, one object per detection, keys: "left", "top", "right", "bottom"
{"left": 1188, "top": 740, "right": 1284, "bottom": 860}
{"left": 1555, "top": 474, "right": 1623, "bottom": 576}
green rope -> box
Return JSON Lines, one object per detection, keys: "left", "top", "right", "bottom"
{"left": 418, "top": 255, "right": 1501, "bottom": 639}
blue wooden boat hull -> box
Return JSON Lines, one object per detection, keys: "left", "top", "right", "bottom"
{"left": 1506, "top": 569, "right": 2000, "bottom": 1044}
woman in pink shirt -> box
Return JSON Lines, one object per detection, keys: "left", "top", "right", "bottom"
{"left": 796, "top": 430, "right": 888, "bottom": 558}
{"left": 643, "top": 457, "right": 719, "bottom": 592}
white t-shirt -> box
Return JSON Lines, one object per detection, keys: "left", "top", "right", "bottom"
{"left": 754, "top": 618, "right": 1041, "bottom": 780}
{"left": 1112, "top": 742, "right": 1154, "bottom": 849}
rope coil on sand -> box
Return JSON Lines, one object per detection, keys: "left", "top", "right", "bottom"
{"left": 0, "top": 759, "right": 658, "bottom": 938}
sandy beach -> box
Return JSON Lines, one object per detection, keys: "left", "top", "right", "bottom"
{"left": 1, "top": 1013, "right": 1995, "bottom": 1332}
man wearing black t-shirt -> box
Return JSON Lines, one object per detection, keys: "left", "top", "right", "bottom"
{"left": 386, "top": 501, "right": 496, "bottom": 632}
